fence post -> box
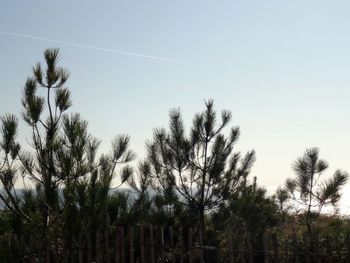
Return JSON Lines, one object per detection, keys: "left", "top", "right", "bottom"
{"left": 45, "top": 237, "right": 51, "bottom": 263}
{"left": 284, "top": 238, "right": 289, "bottom": 262}
{"left": 346, "top": 231, "right": 350, "bottom": 262}
{"left": 78, "top": 232, "right": 84, "bottom": 263}
{"left": 115, "top": 227, "right": 120, "bottom": 263}
{"left": 96, "top": 230, "right": 102, "bottom": 263}
{"left": 335, "top": 234, "right": 342, "bottom": 263}
{"left": 314, "top": 233, "right": 321, "bottom": 263}
{"left": 161, "top": 226, "right": 166, "bottom": 262}
{"left": 246, "top": 232, "right": 254, "bottom": 263}
{"left": 199, "top": 229, "right": 204, "bottom": 263}
{"left": 140, "top": 224, "right": 145, "bottom": 263}
{"left": 62, "top": 235, "right": 68, "bottom": 263}
{"left": 18, "top": 234, "right": 24, "bottom": 262}
{"left": 263, "top": 233, "right": 269, "bottom": 263}
{"left": 149, "top": 225, "right": 155, "bottom": 263}
{"left": 302, "top": 233, "right": 310, "bottom": 263}
{"left": 129, "top": 226, "right": 134, "bottom": 263}
{"left": 170, "top": 227, "right": 175, "bottom": 263}
{"left": 86, "top": 232, "right": 92, "bottom": 263}
{"left": 188, "top": 228, "right": 193, "bottom": 263}
{"left": 105, "top": 229, "right": 111, "bottom": 263}
{"left": 228, "top": 230, "right": 234, "bottom": 263}
{"left": 324, "top": 234, "right": 332, "bottom": 263}
{"left": 272, "top": 232, "right": 279, "bottom": 263}
{"left": 179, "top": 227, "right": 184, "bottom": 263}
{"left": 120, "top": 227, "right": 126, "bottom": 263}
{"left": 28, "top": 235, "right": 35, "bottom": 263}
{"left": 292, "top": 233, "right": 299, "bottom": 263}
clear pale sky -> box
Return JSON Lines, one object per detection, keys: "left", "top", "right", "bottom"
{"left": 1, "top": 1, "right": 349, "bottom": 212}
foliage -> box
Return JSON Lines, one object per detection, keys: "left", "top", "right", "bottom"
{"left": 146, "top": 100, "right": 256, "bottom": 228}
{"left": 0, "top": 49, "right": 135, "bottom": 259}
{"left": 283, "top": 148, "right": 348, "bottom": 239}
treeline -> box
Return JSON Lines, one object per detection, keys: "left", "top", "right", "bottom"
{"left": 0, "top": 49, "right": 349, "bottom": 262}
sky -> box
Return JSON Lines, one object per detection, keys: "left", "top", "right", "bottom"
{"left": 0, "top": 1, "right": 349, "bottom": 212}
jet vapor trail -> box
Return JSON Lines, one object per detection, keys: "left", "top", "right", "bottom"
{"left": 0, "top": 30, "right": 181, "bottom": 63}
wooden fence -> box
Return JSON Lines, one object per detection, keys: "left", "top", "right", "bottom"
{"left": 2, "top": 225, "right": 350, "bottom": 262}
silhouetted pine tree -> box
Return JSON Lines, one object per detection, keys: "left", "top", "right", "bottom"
{"left": 0, "top": 49, "right": 135, "bottom": 260}
{"left": 285, "top": 148, "right": 348, "bottom": 241}
{"left": 147, "top": 100, "right": 256, "bottom": 230}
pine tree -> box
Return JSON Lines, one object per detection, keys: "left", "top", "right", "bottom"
{"left": 147, "top": 100, "right": 256, "bottom": 230}
{"left": 0, "top": 49, "right": 135, "bottom": 260}
{"left": 0, "top": 114, "right": 25, "bottom": 221}
{"left": 285, "top": 147, "right": 348, "bottom": 240}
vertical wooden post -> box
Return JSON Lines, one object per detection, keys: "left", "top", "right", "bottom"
{"left": 161, "top": 226, "right": 166, "bottom": 262}
{"left": 28, "top": 235, "right": 35, "bottom": 263}
{"left": 70, "top": 236, "right": 75, "bottom": 263}
{"left": 179, "top": 227, "right": 184, "bottom": 263}
{"left": 18, "top": 234, "right": 24, "bottom": 262}
{"left": 78, "top": 232, "right": 84, "bottom": 263}
{"left": 119, "top": 227, "right": 126, "bottom": 263}
{"left": 303, "top": 233, "right": 310, "bottom": 263}
{"left": 346, "top": 232, "right": 350, "bottom": 262}
{"left": 62, "top": 235, "right": 68, "bottom": 263}
{"left": 45, "top": 238, "right": 51, "bottom": 263}
{"left": 170, "top": 227, "right": 175, "bottom": 263}
{"left": 115, "top": 227, "right": 120, "bottom": 263}
{"left": 325, "top": 234, "right": 331, "bottom": 263}
{"left": 263, "top": 233, "right": 269, "bottom": 263}
{"left": 129, "top": 226, "right": 134, "bottom": 263}
{"left": 292, "top": 233, "right": 299, "bottom": 263}
{"left": 199, "top": 229, "right": 204, "bottom": 263}
{"left": 188, "top": 228, "right": 193, "bottom": 263}
{"left": 86, "top": 232, "right": 92, "bottom": 263}
{"left": 335, "top": 234, "right": 342, "bottom": 263}
{"left": 149, "top": 225, "right": 155, "bottom": 263}
{"left": 284, "top": 238, "right": 289, "bottom": 262}
{"left": 96, "top": 230, "right": 102, "bottom": 263}
{"left": 105, "top": 229, "right": 111, "bottom": 263}
{"left": 272, "top": 233, "right": 279, "bottom": 263}
{"left": 229, "top": 230, "right": 234, "bottom": 263}
{"left": 140, "top": 224, "right": 145, "bottom": 263}
{"left": 314, "top": 233, "right": 321, "bottom": 263}
{"left": 247, "top": 232, "right": 254, "bottom": 263}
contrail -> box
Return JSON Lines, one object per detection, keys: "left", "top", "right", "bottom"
{"left": 0, "top": 30, "right": 182, "bottom": 63}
